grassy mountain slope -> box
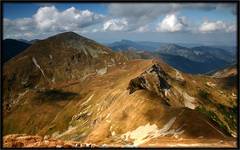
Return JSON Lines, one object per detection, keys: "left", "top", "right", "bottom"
{"left": 3, "top": 32, "right": 237, "bottom": 147}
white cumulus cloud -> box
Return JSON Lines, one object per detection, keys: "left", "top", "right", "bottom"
{"left": 198, "top": 20, "right": 236, "bottom": 33}
{"left": 34, "top": 6, "right": 104, "bottom": 31}
{"left": 3, "top": 4, "right": 237, "bottom": 40}
{"left": 108, "top": 3, "right": 236, "bottom": 31}
{"left": 103, "top": 18, "right": 128, "bottom": 31}
{"left": 3, "top": 18, "right": 36, "bottom": 39}
{"left": 156, "top": 14, "right": 187, "bottom": 32}
{"left": 4, "top": 6, "right": 105, "bottom": 39}
{"left": 136, "top": 25, "right": 149, "bottom": 32}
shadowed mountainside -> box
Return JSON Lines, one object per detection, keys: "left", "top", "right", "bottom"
{"left": 3, "top": 39, "right": 31, "bottom": 63}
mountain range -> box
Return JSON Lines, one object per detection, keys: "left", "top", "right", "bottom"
{"left": 4, "top": 38, "right": 235, "bottom": 74}
{"left": 3, "top": 32, "right": 237, "bottom": 148}
{"left": 107, "top": 40, "right": 236, "bottom": 74}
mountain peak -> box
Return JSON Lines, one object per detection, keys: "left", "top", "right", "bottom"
{"left": 55, "top": 31, "right": 80, "bottom": 37}
{"left": 46, "top": 31, "right": 92, "bottom": 43}
{"left": 51, "top": 31, "right": 78, "bottom": 37}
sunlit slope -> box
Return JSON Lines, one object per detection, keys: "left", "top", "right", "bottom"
{"left": 4, "top": 59, "right": 237, "bottom": 147}
{"left": 3, "top": 32, "right": 237, "bottom": 147}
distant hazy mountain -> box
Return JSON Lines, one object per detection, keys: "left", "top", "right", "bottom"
{"left": 212, "top": 46, "right": 237, "bottom": 55}
{"left": 108, "top": 40, "right": 235, "bottom": 74}
{"left": 29, "top": 39, "right": 40, "bottom": 44}
{"left": 17, "top": 39, "right": 40, "bottom": 44}
{"left": 17, "top": 39, "right": 30, "bottom": 44}
{"left": 108, "top": 39, "right": 162, "bottom": 51}
{"left": 155, "top": 44, "right": 234, "bottom": 73}
{"left": 192, "top": 46, "right": 235, "bottom": 62}
{"left": 3, "top": 39, "right": 31, "bottom": 63}
{"left": 157, "top": 53, "right": 229, "bottom": 74}
{"left": 108, "top": 40, "right": 236, "bottom": 55}
{"left": 175, "top": 43, "right": 203, "bottom": 48}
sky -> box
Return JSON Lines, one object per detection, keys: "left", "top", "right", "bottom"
{"left": 3, "top": 3, "right": 237, "bottom": 46}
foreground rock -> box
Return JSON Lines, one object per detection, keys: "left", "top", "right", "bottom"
{"left": 3, "top": 134, "right": 236, "bottom": 148}
{"left": 3, "top": 134, "right": 97, "bottom": 148}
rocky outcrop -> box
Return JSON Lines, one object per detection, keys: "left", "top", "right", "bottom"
{"left": 3, "top": 134, "right": 97, "bottom": 148}
{"left": 127, "top": 63, "right": 198, "bottom": 108}
{"left": 128, "top": 64, "right": 171, "bottom": 97}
